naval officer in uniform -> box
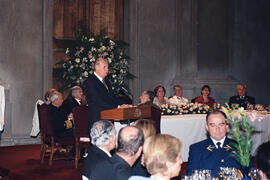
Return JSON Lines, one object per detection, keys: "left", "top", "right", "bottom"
{"left": 187, "top": 110, "right": 246, "bottom": 178}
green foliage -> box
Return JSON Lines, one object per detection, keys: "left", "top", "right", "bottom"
{"left": 55, "top": 31, "right": 134, "bottom": 94}
{"left": 222, "top": 103, "right": 255, "bottom": 167}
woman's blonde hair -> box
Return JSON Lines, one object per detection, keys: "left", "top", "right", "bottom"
{"left": 133, "top": 119, "right": 156, "bottom": 139}
{"left": 143, "top": 134, "right": 182, "bottom": 175}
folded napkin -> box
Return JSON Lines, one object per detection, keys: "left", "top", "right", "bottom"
{"left": 30, "top": 99, "right": 44, "bottom": 137}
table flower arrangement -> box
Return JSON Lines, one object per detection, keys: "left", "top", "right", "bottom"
{"left": 55, "top": 31, "right": 134, "bottom": 94}
{"left": 222, "top": 104, "right": 255, "bottom": 178}
{"left": 161, "top": 103, "right": 210, "bottom": 115}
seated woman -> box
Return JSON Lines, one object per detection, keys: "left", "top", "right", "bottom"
{"left": 153, "top": 85, "right": 169, "bottom": 108}
{"left": 129, "top": 134, "right": 183, "bottom": 180}
{"left": 195, "top": 85, "right": 216, "bottom": 108}
{"left": 256, "top": 142, "right": 270, "bottom": 180}
{"left": 132, "top": 119, "right": 157, "bottom": 177}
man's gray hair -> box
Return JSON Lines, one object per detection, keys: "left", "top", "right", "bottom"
{"left": 90, "top": 120, "right": 116, "bottom": 147}
{"left": 50, "top": 91, "right": 59, "bottom": 103}
{"left": 71, "top": 86, "right": 82, "bottom": 97}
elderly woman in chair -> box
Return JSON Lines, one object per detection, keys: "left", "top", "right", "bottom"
{"left": 153, "top": 85, "right": 169, "bottom": 108}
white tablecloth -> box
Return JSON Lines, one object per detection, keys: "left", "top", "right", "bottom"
{"left": 161, "top": 114, "right": 270, "bottom": 162}
{"left": 115, "top": 114, "right": 270, "bottom": 162}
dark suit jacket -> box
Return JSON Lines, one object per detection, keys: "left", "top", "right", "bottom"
{"left": 48, "top": 104, "right": 73, "bottom": 137}
{"left": 229, "top": 95, "right": 255, "bottom": 109}
{"left": 110, "top": 153, "right": 132, "bottom": 180}
{"left": 132, "top": 154, "right": 150, "bottom": 177}
{"left": 82, "top": 145, "right": 112, "bottom": 180}
{"left": 84, "top": 74, "right": 123, "bottom": 128}
{"left": 61, "top": 97, "right": 80, "bottom": 116}
{"left": 187, "top": 137, "right": 242, "bottom": 178}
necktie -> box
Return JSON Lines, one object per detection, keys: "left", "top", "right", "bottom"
{"left": 216, "top": 142, "right": 221, "bottom": 149}
{"left": 102, "top": 79, "right": 108, "bottom": 91}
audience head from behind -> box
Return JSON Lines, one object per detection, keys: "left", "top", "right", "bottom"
{"left": 90, "top": 120, "right": 117, "bottom": 153}
{"left": 133, "top": 119, "right": 156, "bottom": 140}
{"left": 173, "top": 85, "right": 183, "bottom": 97}
{"left": 141, "top": 134, "right": 182, "bottom": 180}
{"left": 44, "top": 88, "right": 57, "bottom": 105}
{"left": 50, "top": 91, "right": 63, "bottom": 108}
{"left": 206, "top": 110, "right": 228, "bottom": 141}
{"left": 71, "top": 86, "right": 83, "bottom": 101}
{"left": 139, "top": 91, "right": 155, "bottom": 104}
{"left": 236, "top": 84, "right": 246, "bottom": 97}
{"left": 256, "top": 142, "right": 270, "bottom": 180}
{"left": 132, "top": 119, "right": 157, "bottom": 177}
{"left": 117, "top": 126, "right": 144, "bottom": 166}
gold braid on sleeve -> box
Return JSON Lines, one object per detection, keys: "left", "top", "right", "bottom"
{"left": 65, "top": 120, "right": 73, "bottom": 129}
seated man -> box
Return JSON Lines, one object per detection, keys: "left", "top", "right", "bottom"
{"left": 61, "top": 86, "right": 84, "bottom": 116}
{"left": 138, "top": 90, "right": 156, "bottom": 106}
{"left": 82, "top": 120, "right": 117, "bottom": 180}
{"left": 187, "top": 110, "right": 242, "bottom": 178}
{"left": 169, "top": 85, "right": 188, "bottom": 104}
{"left": 229, "top": 84, "right": 255, "bottom": 109}
{"left": 49, "top": 91, "right": 74, "bottom": 137}
{"left": 82, "top": 125, "right": 143, "bottom": 180}
{"left": 111, "top": 126, "right": 144, "bottom": 180}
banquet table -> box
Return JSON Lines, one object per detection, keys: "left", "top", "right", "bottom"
{"left": 161, "top": 114, "right": 270, "bottom": 162}
{"left": 115, "top": 113, "right": 270, "bottom": 162}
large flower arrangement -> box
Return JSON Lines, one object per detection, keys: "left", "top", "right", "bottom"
{"left": 56, "top": 32, "right": 134, "bottom": 94}
{"left": 161, "top": 103, "right": 210, "bottom": 115}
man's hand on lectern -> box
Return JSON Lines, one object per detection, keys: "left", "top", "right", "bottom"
{"left": 119, "top": 104, "right": 133, "bottom": 108}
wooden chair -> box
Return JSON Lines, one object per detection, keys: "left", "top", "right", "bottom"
{"left": 72, "top": 105, "right": 91, "bottom": 168}
{"left": 149, "top": 106, "right": 162, "bottom": 134}
{"left": 38, "top": 104, "right": 74, "bottom": 166}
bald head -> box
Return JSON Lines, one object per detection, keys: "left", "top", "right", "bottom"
{"left": 117, "top": 126, "right": 144, "bottom": 156}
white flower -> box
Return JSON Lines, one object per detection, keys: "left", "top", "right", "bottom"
{"left": 107, "top": 58, "right": 112, "bottom": 64}
{"left": 101, "top": 46, "right": 106, "bottom": 51}
{"left": 109, "top": 40, "right": 115, "bottom": 45}
{"left": 66, "top": 48, "right": 69, "bottom": 54}
{"left": 75, "top": 58, "right": 80, "bottom": 63}
{"left": 84, "top": 71, "right": 88, "bottom": 77}
{"left": 89, "top": 38, "right": 94, "bottom": 42}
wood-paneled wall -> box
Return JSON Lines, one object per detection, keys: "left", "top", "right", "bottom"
{"left": 53, "top": 0, "right": 123, "bottom": 40}
{"left": 53, "top": 0, "right": 123, "bottom": 90}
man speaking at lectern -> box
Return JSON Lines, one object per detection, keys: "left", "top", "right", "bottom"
{"left": 85, "top": 57, "right": 129, "bottom": 128}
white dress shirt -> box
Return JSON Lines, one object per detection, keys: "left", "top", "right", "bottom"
{"left": 211, "top": 136, "right": 226, "bottom": 149}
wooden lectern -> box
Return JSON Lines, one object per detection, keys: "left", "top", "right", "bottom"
{"left": 100, "top": 106, "right": 152, "bottom": 121}
{"left": 101, "top": 105, "right": 161, "bottom": 133}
